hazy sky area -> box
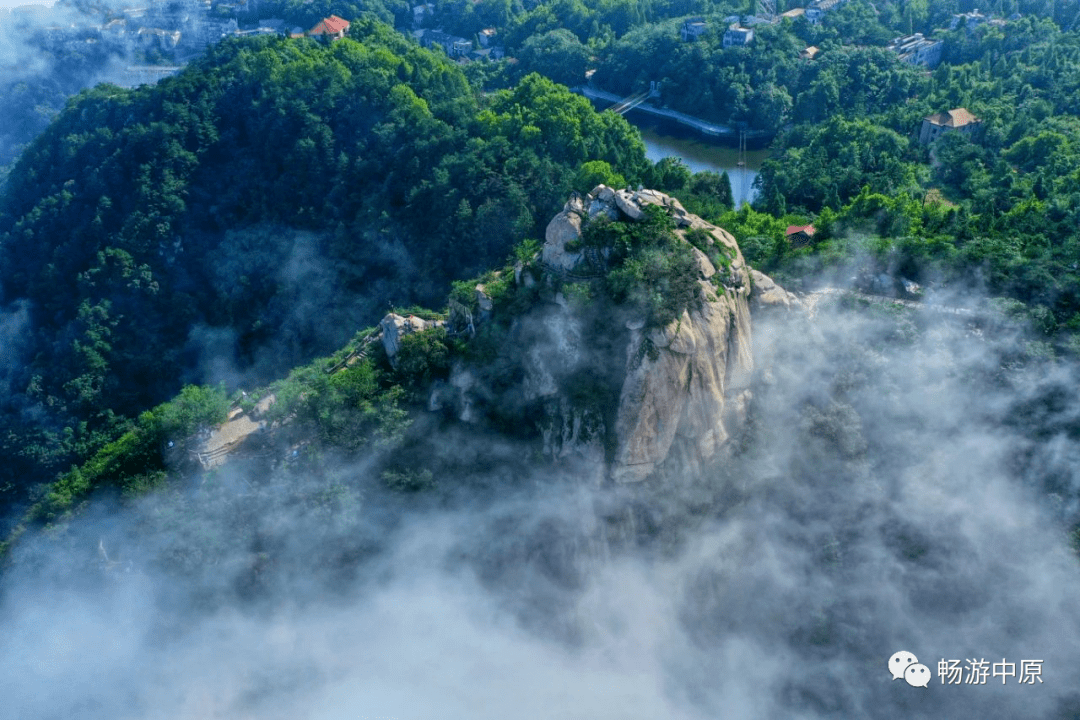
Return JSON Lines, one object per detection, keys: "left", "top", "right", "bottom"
{"left": 2, "top": 292, "right": 1078, "bottom": 719}
{"left": 0, "top": 0, "right": 156, "bottom": 169}
{"left": 0, "top": 1, "right": 53, "bottom": 11}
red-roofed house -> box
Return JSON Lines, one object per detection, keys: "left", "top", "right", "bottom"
{"left": 786, "top": 224, "right": 816, "bottom": 248}
{"left": 308, "top": 15, "right": 350, "bottom": 40}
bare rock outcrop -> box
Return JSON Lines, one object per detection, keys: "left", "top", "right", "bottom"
{"left": 542, "top": 193, "right": 588, "bottom": 273}
{"left": 437, "top": 186, "right": 791, "bottom": 485}
{"left": 535, "top": 186, "right": 769, "bottom": 483}
{"left": 750, "top": 268, "right": 800, "bottom": 310}
{"left": 612, "top": 290, "right": 754, "bottom": 483}
{"left": 380, "top": 312, "right": 444, "bottom": 365}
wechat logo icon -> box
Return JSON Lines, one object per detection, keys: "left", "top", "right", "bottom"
{"left": 889, "top": 651, "right": 930, "bottom": 687}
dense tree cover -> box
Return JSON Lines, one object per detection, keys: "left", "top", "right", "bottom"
{"left": 756, "top": 15, "right": 1080, "bottom": 210}
{"left": 730, "top": 18, "right": 1080, "bottom": 345}
{"left": 705, "top": 180, "right": 1080, "bottom": 352}
{"left": 514, "top": 28, "right": 592, "bottom": 86}
{"left": 236, "top": 0, "right": 408, "bottom": 31}
{"left": 0, "top": 22, "right": 648, "bottom": 521}
{"left": 0, "top": 25, "right": 130, "bottom": 174}
{"left": 583, "top": 204, "right": 703, "bottom": 327}
{"left": 0, "top": 329, "right": 415, "bottom": 563}
{"left": 502, "top": 0, "right": 721, "bottom": 51}
{"left": 4, "top": 198, "right": 712, "bottom": 555}
{"left": 7, "top": 0, "right": 1080, "bottom": 553}
{"left": 756, "top": 117, "right": 926, "bottom": 212}
{"left": 590, "top": 16, "right": 933, "bottom": 131}
{"left": 0, "top": 383, "right": 229, "bottom": 557}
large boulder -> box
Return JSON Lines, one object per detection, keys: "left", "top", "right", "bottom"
{"left": 542, "top": 210, "right": 585, "bottom": 273}
{"left": 750, "top": 269, "right": 800, "bottom": 310}
{"left": 379, "top": 313, "right": 443, "bottom": 365}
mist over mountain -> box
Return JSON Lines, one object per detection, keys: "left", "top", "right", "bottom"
{"left": 3, "top": 276, "right": 1079, "bottom": 719}
{"left": 3, "top": 3, "right": 1080, "bottom": 716}
{"left": 0, "top": 26, "right": 648, "bottom": 519}
{"left": 0, "top": 0, "right": 155, "bottom": 172}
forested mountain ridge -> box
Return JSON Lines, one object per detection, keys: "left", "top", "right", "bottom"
{"left": 6, "top": 172, "right": 1080, "bottom": 720}
{"left": 5, "top": 7, "right": 1080, "bottom": 717}
{"left": 0, "top": 185, "right": 770, "bottom": 558}
{"left": 6, "top": 0, "right": 1080, "bottom": 535}
{"left": 0, "top": 21, "right": 649, "bottom": 523}
{"left": 423, "top": 0, "right": 1080, "bottom": 348}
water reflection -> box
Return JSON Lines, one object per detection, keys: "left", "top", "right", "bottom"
{"left": 635, "top": 121, "right": 770, "bottom": 208}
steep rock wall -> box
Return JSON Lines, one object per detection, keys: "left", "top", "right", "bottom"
{"left": 539, "top": 186, "right": 764, "bottom": 483}
{"left": 415, "top": 185, "right": 790, "bottom": 485}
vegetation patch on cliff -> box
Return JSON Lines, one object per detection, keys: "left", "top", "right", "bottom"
{"left": 582, "top": 205, "right": 703, "bottom": 328}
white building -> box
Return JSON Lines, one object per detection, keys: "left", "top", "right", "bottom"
{"left": 887, "top": 33, "right": 943, "bottom": 67}
{"left": 723, "top": 24, "right": 753, "bottom": 47}
{"left": 680, "top": 17, "right": 707, "bottom": 41}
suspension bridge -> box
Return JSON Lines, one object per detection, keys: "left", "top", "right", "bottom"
{"left": 607, "top": 90, "right": 652, "bottom": 115}
{"left": 572, "top": 85, "right": 744, "bottom": 138}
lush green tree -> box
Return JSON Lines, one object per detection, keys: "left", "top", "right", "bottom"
{"left": 677, "top": 170, "right": 734, "bottom": 218}
{"left": 756, "top": 116, "right": 921, "bottom": 213}
{"left": 574, "top": 159, "right": 628, "bottom": 192}
{"left": 515, "top": 29, "right": 591, "bottom": 86}
{"left": 646, "top": 156, "right": 691, "bottom": 192}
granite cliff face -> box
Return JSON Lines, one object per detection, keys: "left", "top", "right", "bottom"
{"left": 382, "top": 186, "right": 793, "bottom": 484}
{"left": 543, "top": 186, "right": 760, "bottom": 483}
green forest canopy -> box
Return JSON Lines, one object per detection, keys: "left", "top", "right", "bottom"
{"left": 0, "top": 21, "right": 648, "bottom": 518}
{"left": 7, "top": 0, "right": 1080, "bottom": 548}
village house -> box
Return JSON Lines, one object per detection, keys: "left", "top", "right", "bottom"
{"left": 723, "top": 23, "right": 753, "bottom": 48}
{"left": 411, "top": 3, "right": 433, "bottom": 28}
{"left": 805, "top": 0, "right": 844, "bottom": 24}
{"left": 919, "top": 108, "right": 981, "bottom": 145}
{"left": 799, "top": 45, "right": 820, "bottom": 61}
{"left": 414, "top": 28, "right": 472, "bottom": 57}
{"left": 786, "top": 224, "right": 816, "bottom": 248}
{"left": 780, "top": 7, "right": 805, "bottom": 20}
{"left": 886, "top": 33, "right": 943, "bottom": 67}
{"left": 307, "top": 15, "right": 349, "bottom": 40}
{"left": 478, "top": 27, "right": 496, "bottom": 47}
{"left": 680, "top": 17, "right": 707, "bottom": 41}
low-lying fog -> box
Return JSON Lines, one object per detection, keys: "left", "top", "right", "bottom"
{"left": 3, "top": 294, "right": 1079, "bottom": 719}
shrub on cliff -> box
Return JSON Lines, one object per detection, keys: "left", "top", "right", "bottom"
{"left": 585, "top": 205, "right": 703, "bottom": 327}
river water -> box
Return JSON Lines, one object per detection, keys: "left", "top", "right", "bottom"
{"left": 633, "top": 119, "right": 770, "bottom": 208}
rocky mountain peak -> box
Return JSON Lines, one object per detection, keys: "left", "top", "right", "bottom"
{"left": 425, "top": 185, "right": 797, "bottom": 484}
